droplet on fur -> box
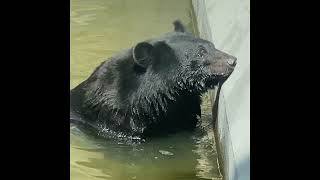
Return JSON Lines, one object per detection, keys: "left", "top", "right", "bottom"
{"left": 200, "top": 81, "right": 205, "bottom": 88}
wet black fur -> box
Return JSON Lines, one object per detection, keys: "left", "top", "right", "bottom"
{"left": 70, "top": 20, "right": 236, "bottom": 140}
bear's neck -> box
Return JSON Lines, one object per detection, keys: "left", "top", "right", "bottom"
{"left": 129, "top": 87, "right": 201, "bottom": 120}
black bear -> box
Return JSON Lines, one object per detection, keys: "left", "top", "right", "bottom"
{"left": 70, "top": 20, "right": 236, "bottom": 140}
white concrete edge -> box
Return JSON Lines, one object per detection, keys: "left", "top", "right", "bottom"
{"left": 191, "top": 0, "right": 239, "bottom": 179}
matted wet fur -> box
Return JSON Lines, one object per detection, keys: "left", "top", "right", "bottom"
{"left": 70, "top": 20, "right": 236, "bottom": 141}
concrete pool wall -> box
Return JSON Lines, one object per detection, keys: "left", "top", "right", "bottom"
{"left": 192, "top": 0, "right": 250, "bottom": 180}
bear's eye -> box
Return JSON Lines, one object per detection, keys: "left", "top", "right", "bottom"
{"left": 197, "top": 46, "right": 207, "bottom": 58}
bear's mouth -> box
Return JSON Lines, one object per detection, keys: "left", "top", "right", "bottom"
{"left": 205, "top": 73, "right": 231, "bottom": 89}
{"left": 205, "top": 77, "right": 219, "bottom": 89}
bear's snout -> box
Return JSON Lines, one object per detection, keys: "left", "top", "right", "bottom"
{"left": 213, "top": 49, "right": 236, "bottom": 66}
{"left": 227, "top": 56, "right": 237, "bottom": 67}
{"left": 204, "top": 49, "right": 237, "bottom": 77}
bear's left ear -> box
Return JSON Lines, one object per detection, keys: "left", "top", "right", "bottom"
{"left": 132, "top": 42, "right": 153, "bottom": 68}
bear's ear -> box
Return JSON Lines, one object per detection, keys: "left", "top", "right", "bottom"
{"left": 173, "top": 20, "right": 186, "bottom": 32}
{"left": 133, "top": 42, "right": 153, "bottom": 68}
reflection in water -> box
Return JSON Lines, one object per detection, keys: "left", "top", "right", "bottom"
{"left": 71, "top": 0, "right": 222, "bottom": 179}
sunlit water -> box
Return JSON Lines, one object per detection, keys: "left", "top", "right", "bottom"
{"left": 71, "top": 0, "right": 222, "bottom": 179}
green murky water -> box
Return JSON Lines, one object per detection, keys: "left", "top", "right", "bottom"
{"left": 70, "top": 0, "right": 221, "bottom": 179}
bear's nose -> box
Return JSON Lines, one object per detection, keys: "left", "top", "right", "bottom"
{"left": 227, "top": 57, "right": 237, "bottom": 66}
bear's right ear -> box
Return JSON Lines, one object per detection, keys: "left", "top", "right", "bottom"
{"left": 132, "top": 42, "right": 154, "bottom": 68}
{"left": 173, "top": 20, "right": 186, "bottom": 33}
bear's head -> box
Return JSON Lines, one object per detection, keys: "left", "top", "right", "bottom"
{"left": 82, "top": 20, "right": 237, "bottom": 124}
{"left": 132, "top": 20, "right": 237, "bottom": 94}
